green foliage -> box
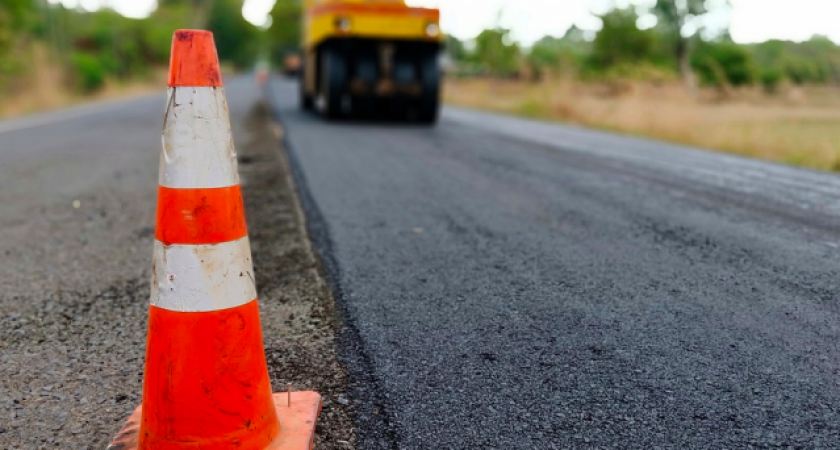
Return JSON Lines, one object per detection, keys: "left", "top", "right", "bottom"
{"left": 759, "top": 67, "right": 784, "bottom": 93}
{"left": 472, "top": 28, "right": 521, "bottom": 76}
{"left": 0, "top": 0, "right": 264, "bottom": 98}
{"left": 267, "top": 0, "right": 302, "bottom": 64}
{"left": 6, "top": 0, "right": 840, "bottom": 101}
{"left": 653, "top": 0, "right": 709, "bottom": 34}
{"left": 588, "top": 8, "right": 655, "bottom": 69}
{"left": 70, "top": 52, "right": 107, "bottom": 92}
{"left": 142, "top": 4, "right": 195, "bottom": 62}
{"left": 207, "top": 0, "right": 260, "bottom": 68}
{"left": 691, "top": 41, "right": 755, "bottom": 87}
{"left": 528, "top": 34, "right": 583, "bottom": 70}
{"left": 446, "top": 35, "right": 467, "bottom": 62}
{"left": 652, "top": 0, "right": 730, "bottom": 83}
{"left": 0, "top": 8, "right": 15, "bottom": 60}
{"left": 0, "top": 0, "right": 36, "bottom": 71}
{"left": 0, "top": 0, "right": 35, "bottom": 33}
{"left": 64, "top": 9, "right": 150, "bottom": 79}
{"left": 750, "top": 36, "right": 840, "bottom": 86}
{"left": 525, "top": 30, "right": 593, "bottom": 79}
{"left": 528, "top": 37, "right": 563, "bottom": 72}
{"left": 268, "top": 0, "right": 301, "bottom": 48}
{"left": 157, "top": 0, "right": 211, "bottom": 28}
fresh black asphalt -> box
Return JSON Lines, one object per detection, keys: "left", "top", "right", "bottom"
{"left": 271, "top": 79, "right": 840, "bottom": 449}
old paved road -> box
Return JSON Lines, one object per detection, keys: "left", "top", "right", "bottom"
{"left": 0, "top": 78, "right": 269, "bottom": 448}
{"left": 271, "top": 78, "right": 840, "bottom": 449}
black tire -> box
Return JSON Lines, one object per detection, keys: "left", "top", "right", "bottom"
{"left": 320, "top": 47, "right": 348, "bottom": 119}
{"left": 418, "top": 51, "right": 441, "bottom": 124}
{"left": 354, "top": 54, "right": 378, "bottom": 117}
{"left": 299, "top": 68, "right": 314, "bottom": 111}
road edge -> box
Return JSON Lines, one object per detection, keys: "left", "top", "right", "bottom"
{"left": 263, "top": 80, "right": 402, "bottom": 450}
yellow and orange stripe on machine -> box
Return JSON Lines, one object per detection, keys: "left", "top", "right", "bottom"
{"left": 304, "top": 2, "right": 442, "bottom": 48}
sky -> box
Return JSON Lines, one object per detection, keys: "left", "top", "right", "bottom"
{"left": 48, "top": 0, "right": 840, "bottom": 47}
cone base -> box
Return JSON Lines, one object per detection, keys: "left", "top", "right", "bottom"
{"left": 108, "top": 392, "right": 322, "bottom": 450}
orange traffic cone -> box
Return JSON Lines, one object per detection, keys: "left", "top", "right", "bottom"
{"left": 108, "top": 30, "right": 321, "bottom": 450}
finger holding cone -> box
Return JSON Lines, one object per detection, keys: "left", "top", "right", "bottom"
{"left": 109, "top": 30, "right": 321, "bottom": 450}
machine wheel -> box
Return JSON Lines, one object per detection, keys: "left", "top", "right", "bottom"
{"left": 417, "top": 52, "right": 440, "bottom": 125}
{"left": 320, "top": 47, "right": 348, "bottom": 119}
{"left": 299, "top": 68, "right": 314, "bottom": 111}
{"left": 354, "top": 54, "right": 378, "bottom": 117}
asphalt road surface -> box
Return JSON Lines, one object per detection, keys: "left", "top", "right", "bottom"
{"left": 270, "top": 79, "right": 840, "bottom": 449}
{"left": 4, "top": 76, "right": 840, "bottom": 449}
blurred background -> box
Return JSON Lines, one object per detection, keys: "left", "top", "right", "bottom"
{"left": 4, "top": 0, "right": 840, "bottom": 169}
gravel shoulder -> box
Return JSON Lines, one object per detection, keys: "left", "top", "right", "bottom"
{"left": 239, "top": 100, "right": 355, "bottom": 449}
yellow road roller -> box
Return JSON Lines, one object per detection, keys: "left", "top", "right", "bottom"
{"left": 300, "top": 0, "right": 443, "bottom": 123}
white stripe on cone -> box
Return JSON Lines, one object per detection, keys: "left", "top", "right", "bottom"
{"left": 151, "top": 237, "right": 257, "bottom": 312}
{"left": 160, "top": 87, "right": 239, "bottom": 189}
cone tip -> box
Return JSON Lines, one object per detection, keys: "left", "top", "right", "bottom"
{"left": 168, "top": 29, "right": 222, "bottom": 88}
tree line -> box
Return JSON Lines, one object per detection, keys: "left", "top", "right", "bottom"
{"left": 448, "top": 1, "right": 840, "bottom": 93}
{"left": 0, "top": 0, "right": 297, "bottom": 95}
{"left": 2, "top": 0, "right": 839, "bottom": 97}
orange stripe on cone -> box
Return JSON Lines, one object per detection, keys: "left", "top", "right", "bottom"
{"left": 108, "top": 29, "right": 321, "bottom": 450}
{"left": 156, "top": 185, "right": 248, "bottom": 245}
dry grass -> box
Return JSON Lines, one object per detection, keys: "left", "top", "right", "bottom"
{"left": 445, "top": 77, "right": 840, "bottom": 172}
{"left": 0, "top": 45, "right": 165, "bottom": 119}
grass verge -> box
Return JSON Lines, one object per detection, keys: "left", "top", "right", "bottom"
{"left": 0, "top": 45, "right": 165, "bottom": 120}
{"left": 445, "top": 78, "right": 840, "bottom": 172}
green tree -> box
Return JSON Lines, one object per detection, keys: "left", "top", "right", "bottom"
{"left": 157, "top": 0, "right": 211, "bottom": 28}
{"left": 528, "top": 36, "right": 563, "bottom": 78}
{"left": 750, "top": 36, "right": 840, "bottom": 86}
{"left": 267, "top": 0, "right": 302, "bottom": 64}
{"left": 527, "top": 32, "right": 589, "bottom": 79}
{"left": 691, "top": 40, "right": 755, "bottom": 88}
{"left": 589, "top": 7, "right": 654, "bottom": 69}
{"left": 68, "top": 9, "right": 141, "bottom": 85}
{"left": 472, "top": 27, "right": 520, "bottom": 76}
{"left": 206, "top": 0, "right": 260, "bottom": 68}
{"left": 143, "top": 2, "right": 196, "bottom": 62}
{"left": 0, "top": 0, "right": 36, "bottom": 52}
{"left": 0, "top": 0, "right": 37, "bottom": 81}
{"left": 0, "top": 0, "right": 33, "bottom": 23}
{"left": 652, "top": 0, "right": 730, "bottom": 91}
{"left": 446, "top": 35, "right": 467, "bottom": 62}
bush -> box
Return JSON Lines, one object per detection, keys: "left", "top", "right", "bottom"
{"left": 527, "top": 35, "right": 588, "bottom": 80}
{"left": 70, "top": 52, "right": 106, "bottom": 92}
{"left": 588, "top": 8, "right": 655, "bottom": 69}
{"left": 691, "top": 41, "right": 756, "bottom": 87}
{"left": 471, "top": 28, "right": 521, "bottom": 77}
{"left": 759, "top": 67, "right": 784, "bottom": 93}
{"left": 750, "top": 37, "right": 840, "bottom": 86}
